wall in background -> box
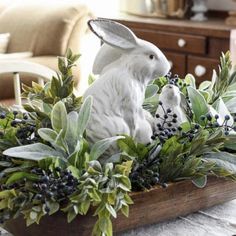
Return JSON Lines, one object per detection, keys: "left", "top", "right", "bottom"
{"left": 207, "top": 0, "right": 236, "bottom": 11}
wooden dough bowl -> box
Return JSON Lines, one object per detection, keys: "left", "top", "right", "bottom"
{"left": 4, "top": 177, "right": 236, "bottom": 236}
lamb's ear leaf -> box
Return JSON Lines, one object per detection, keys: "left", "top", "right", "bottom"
{"left": 90, "top": 136, "right": 125, "bottom": 161}
{"left": 88, "top": 19, "right": 137, "bottom": 49}
{"left": 77, "top": 96, "right": 93, "bottom": 137}
{"left": 3, "top": 143, "right": 64, "bottom": 160}
{"left": 51, "top": 101, "right": 67, "bottom": 137}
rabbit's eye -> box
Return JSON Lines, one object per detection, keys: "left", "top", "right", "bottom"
{"left": 149, "top": 54, "right": 155, "bottom": 60}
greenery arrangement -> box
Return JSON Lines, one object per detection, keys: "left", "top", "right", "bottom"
{"left": 0, "top": 50, "right": 236, "bottom": 236}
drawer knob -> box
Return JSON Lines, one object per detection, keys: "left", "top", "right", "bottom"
{"left": 168, "top": 60, "right": 173, "bottom": 69}
{"left": 178, "top": 38, "right": 186, "bottom": 48}
{"left": 195, "top": 65, "right": 206, "bottom": 77}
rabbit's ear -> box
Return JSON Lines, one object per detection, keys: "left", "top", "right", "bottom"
{"left": 93, "top": 44, "right": 122, "bottom": 74}
{"left": 88, "top": 19, "right": 138, "bottom": 49}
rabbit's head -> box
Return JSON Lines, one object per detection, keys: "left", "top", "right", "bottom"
{"left": 159, "top": 84, "right": 181, "bottom": 105}
{"left": 88, "top": 19, "right": 170, "bottom": 82}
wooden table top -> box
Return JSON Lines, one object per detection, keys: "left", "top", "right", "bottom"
{"left": 100, "top": 12, "right": 236, "bottom": 38}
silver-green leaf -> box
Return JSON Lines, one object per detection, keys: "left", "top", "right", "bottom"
{"left": 51, "top": 101, "right": 68, "bottom": 136}
{"left": 77, "top": 96, "right": 93, "bottom": 136}
{"left": 3, "top": 143, "right": 63, "bottom": 160}
{"left": 90, "top": 136, "right": 124, "bottom": 161}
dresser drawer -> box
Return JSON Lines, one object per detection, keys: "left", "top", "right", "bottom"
{"left": 133, "top": 29, "right": 207, "bottom": 55}
{"left": 164, "top": 51, "right": 186, "bottom": 78}
{"left": 187, "top": 56, "right": 219, "bottom": 84}
{"left": 208, "top": 38, "right": 229, "bottom": 58}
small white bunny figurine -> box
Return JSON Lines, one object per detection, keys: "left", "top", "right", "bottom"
{"left": 84, "top": 19, "right": 170, "bottom": 153}
{"left": 155, "top": 84, "right": 188, "bottom": 129}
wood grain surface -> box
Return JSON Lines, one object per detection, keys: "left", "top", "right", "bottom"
{"left": 4, "top": 177, "right": 236, "bottom": 236}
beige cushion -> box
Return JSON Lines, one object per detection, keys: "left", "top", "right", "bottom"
{"left": 0, "top": 51, "right": 32, "bottom": 60}
{"left": 0, "top": 2, "right": 91, "bottom": 56}
{"left": 0, "top": 33, "right": 10, "bottom": 53}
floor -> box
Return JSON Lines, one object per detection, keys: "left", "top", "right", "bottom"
{"left": 1, "top": 200, "right": 236, "bottom": 236}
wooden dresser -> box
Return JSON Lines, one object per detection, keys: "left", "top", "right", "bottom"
{"left": 103, "top": 14, "right": 235, "bottom": 83}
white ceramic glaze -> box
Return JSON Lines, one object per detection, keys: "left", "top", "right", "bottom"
{"left": 155, "top": 84, "right": 188, "bottom": 129}
{"left": 191, "top": 0, "right": 208, "bottom": 22}
{"left": 84, "top": 19, "right": 170, "bottom": 154}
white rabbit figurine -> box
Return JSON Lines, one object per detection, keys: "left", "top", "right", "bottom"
{"left": 155, "top": 84, "right": 188, "bottom": 129}
{"left": 84, "top": 19, "right": 170, "bottom": 154}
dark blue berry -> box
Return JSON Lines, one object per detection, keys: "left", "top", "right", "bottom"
{"left": 41, "top": 176, "right": 49, "bottom": 183}
{"left": 45, "top": 206, "right": 50, "bottom": 213}
{"left": 10, "top": 120, "right": 17, "bottom": 127}
{"left": 225, "top": 131, "right": 230, "bottom": 135}
{"left": 13, "top": 111, "right": 18, "bottom": 116}
{"left": 41, "top": 183, "right": 47, "bottom": 189}
{"left": 200, "top": 115, "right": 206, "bottom": 121}
{"left": 0, "top": 112, "right": 6, "bottom": 119}
{"left": 225, "top": 115, "right": 230, "bottom": 121}
{"left": 206, "top": 114, "right": 212, "bottom": 121}
{"left": 172, "top": 118, "right": 177, "bottom": 123}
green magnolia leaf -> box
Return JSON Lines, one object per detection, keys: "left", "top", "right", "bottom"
{"left": 3, "top": 143, "right": 64, "bottom": 160}
{"left": 105, "top": 204, "right": 117, "bottom": 218}
{"left": 117, "top": 135, "right": 148, "bottom": 159}
{"left": 0, "top": 199, "right": 8, "bottom": 210}
{"left": 48, "top": 202, "right": 60, "bottom": 215}
{"left": 90, "top": 136, "right": 124, "bottom": 161}
{"left": 145, "top": 84, "right": 159, "bottom": 99}
{"left": 0, "top": 189, "right": 17, "bottom": 198}
{"left": 67, "top": 209, "right": 77, "bottom": 223}
{"left": 6, "top": 172, "right": 39, "bottom": 184}
{"left": 79, "top": 200, "right": 90, "bottom": 215}
{"left": 51, "top": 101, "right": 68, "bottom": 136}
{"left": 99, "top": 216, "right": 112, "bottom": 236}
{"left": 187, "top": 86, "right": 209, "bottom": 124}
{"left": 192, "top": 176, "right": 207, "bottom": 188}
{"left": 121, "top": 204, "right": 129, "bottom": 217}
{"left": 77, "top": 96, "right": 93, "bottom": 136}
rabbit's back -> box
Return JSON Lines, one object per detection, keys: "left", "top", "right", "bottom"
{"left": 84, "top": 66, "right": 148, "bottom": 143}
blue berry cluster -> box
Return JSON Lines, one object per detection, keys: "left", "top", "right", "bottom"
{"left": 0, "top": 167, "right": 79, "bottom": 217}
{"left": 165, "top": 72, "right": 187, "bottom": 88}
{"left": 152, "top": 101, "right": 179, "bottom": 143}
{"left": 200, "top": 114, "right": 236, "bottom": 136}
{"left": 0, "top": 110, "right": 39, "bottom": 144}
{"left": 31, "top": 167, "right": 78, "bottom": 208}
